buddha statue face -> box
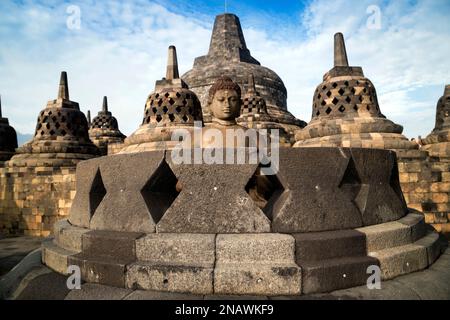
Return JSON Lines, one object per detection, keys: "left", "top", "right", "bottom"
{"left": 210, "top": 89, "right": 241, "bottom": 121}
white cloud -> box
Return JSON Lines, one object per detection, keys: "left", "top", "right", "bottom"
{"left": 0, "top": 0, "right": 448, "bottom": 140}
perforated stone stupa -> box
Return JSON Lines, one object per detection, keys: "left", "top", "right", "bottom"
{"left": 237, "top": 74, "right": 292, "bottom": 146}
{"left": 0, "top": 72, "right": 99, "bottom": 236}
{"left": 0, "top": 96, "right": 18, "bottom": 163}
{"left": 120, "top": 46, "right": 203, "bottom": 153}
{"left": 182, "top": 13, "right": 305, "bottom": 133}
{"left": 294, "top": 33, "right": 417, "bottom": 151}
{"left": 88, "top": 96, "right": 126, "bottom": 155}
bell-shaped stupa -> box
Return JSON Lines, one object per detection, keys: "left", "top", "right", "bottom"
{"left": 89, "top": 96, "right": 126, "bottom": 155}
{"left": 420, "top": 85, "right": 450, "bottom": 156}
{"left": 9, "top": 72, "right": 99, "bottom": 166}
{"left": 120, "top": 46, "right": 203, "bottom": 153}
{"left": 182, "top": 13, "right": 305, "bottom": 133}
{"left": 237, "top": 74, "right": 292, "bottom": 146}
{"left": 0, "top": 96, "right": 18, "bottom": 162}
{"left": 294, "top": 33, "right": 417, "bottom": 151}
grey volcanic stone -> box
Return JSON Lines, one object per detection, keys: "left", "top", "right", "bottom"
{"left": 272, "top": 148, "right": 363, "bottom": 233}
{"left": 89, "top": 151, "right": 166, "bottom": 233}
{"left": 53, "top": 219, "right": 89, "bottom": 252}
{"left": 157, "top": 160, "right": 270, "bottom": 233}
{"left": 214, "top": 234, "right": 301, "bottom": 296}
{"left": 81, "top": 230, "right": 143, "bottom": 260}
{"left": 293, "top": 229, "right": 367, "bottom": 261}
{"left": 299, "top": 256, "right": 379, "bottom": 294}
{"left": 124, "top": 290, "right": 203, "bottom": 300}
{"left": 125, "top": 262, "right": 214, "bottom": 295}
{"left": 135, "top": 233, "right": 215, "bottom": 264}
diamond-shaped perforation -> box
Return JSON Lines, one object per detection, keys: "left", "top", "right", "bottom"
{"left": 339, "top": 157, "right": 362, "bottom": 211}
{"left": 141, "top": 160, "right": 180, "bottom": 224}
{"left": 245, "top": 165, "right": 286, "bottom": 221}
{"left": 89, "top": 169, "right": 107, "bottom": 217}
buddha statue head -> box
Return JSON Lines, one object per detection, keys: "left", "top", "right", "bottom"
{"left": 208, "top": 76, "right": 242, "bottom": 124}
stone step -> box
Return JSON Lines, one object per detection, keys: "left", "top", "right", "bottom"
{"left": 125, "top": 261, "right": 214, "bottom": 295}
{"left": 53, "top": 219, "right": 90, "bottom": 252}
{"left": 80, "top": 230, "right": 144, "bottom": 260}
{"left": 413, "top": 231, "right": 447, "bottom": 266}
{"left": 68, "top": 253, "right": 133, "bottom": 288}
{"left": 356, "top": 213, "right": 426, "bottom": 252}
{"left": 214, "top": 262, "right": 301, "bottom": 296}
{"left": 293, "top": 229, "right": 367, "bottom": 261}
{"left": 298, "top": 256, "right": 379, "bottom": 294}
{"left": 42, "top": 239, "right": 77, "bottom": 275}
{"left": 216, "top": 234, "right": 295, "bottom": 263}
{"left": 369, "top": 244, "right": 428, "bottom": 281}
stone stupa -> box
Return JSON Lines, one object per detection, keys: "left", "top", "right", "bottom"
{"left": 0, "top": 72, "right": 99, "bottom": 236}
{"left": 119, "top": 46, "right": 204, "bottom": 153}
{"left": 182, "top": 13, "right": 305, "bottom": 133}
{"left": 0, "top": 95, "right": 18, "bottom": 163}
{"left": 420, "top": 85, "right": 450, "bottom": 157}
{"left": 294, "top": 33, "right": 418, "bottom": 151}
{"left": 88, "top": 96, "right": 126, "bottom": 155}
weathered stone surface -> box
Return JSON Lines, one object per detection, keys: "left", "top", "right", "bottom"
{"left": 68, "top": 254, "right": 132, "bottom": 288}
{"left": 158, "top": 160, "right": 270, "bottom": 233}
{"left": 89, "top": 151, "right": 167, "bottom": 233}
{"left": 356, "top": 221, "right": 411, "bottom": 252}
{"left": 299, "top": 256, "right": 379, "bottom": 294}
{"left": 65, "top": 283, "right": 132, "bottom": 300}
{"left": 293, "top": 229, "right": 367, "bottom": 261}
{"left": 397, "top": 212, "right": 426, "bottom": 241}
{"left": 369, "top": 244, "right": 428, "bottom": 280}
{"left": 42, "top": 239, "right": 76, "bottom": 275}
{"left": 274, "top": 148, "right": 407, "bottom": 233}
{"left": 126, "top": 262, "right": 214, "bottom": 295}
{"left": 81, "top": 230, "right": 143, "bottom": 260}
{"left": 69, "top": 159, "right": 103, "bottom": 228}
{"left": 135, "top": 233, "right": 215, "bottom": 264}
{"left": 214, "top": 234, "right": 301, "bottom": 296}
{"left": 53, "top": 219, "right": 89, "bottom": 252}
{"left": 414, "top": 231, "right": 446, "bottom": 265}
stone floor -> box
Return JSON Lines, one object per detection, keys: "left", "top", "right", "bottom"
{"left": 3, "top": 247, "right": 450, "bottom": 300}
{"left": 0, "top": 235, "right": 43, "bottom": 277}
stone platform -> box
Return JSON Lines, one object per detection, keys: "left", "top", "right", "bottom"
{"left": 37, "top": 147, "right": 449, "bottom": 296}
{"left": 3, "top": 246, "right": 450, "bottom": 300}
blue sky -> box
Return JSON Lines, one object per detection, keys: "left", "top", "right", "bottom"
{"left": 0, "top": 0, "right": 449, "bottom": 140}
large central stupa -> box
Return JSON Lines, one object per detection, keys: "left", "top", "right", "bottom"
{"left": 182, "top": 13, "right": 305, "bottom": 132}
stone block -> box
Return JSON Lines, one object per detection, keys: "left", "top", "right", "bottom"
{"left": 68, "top": 254, "right": 132, "bottom": 288}
{"left": 90, "top": 151, "right": 166, "bottom": 233}
{"left": 158, "top": 155, "right": 270, "bottom": 233}
{"left": 124, "top": 290, "right": 204, "bottom": 300}
{"left": 53, "top": 219, "right": 90, "bottom": 252}
{"left": 414, "top": 231, "right": 445, "bottom": 265}
{"left": 214, "top": 234, "right": 301, "bottom": 296}
{"left": 42, "top": 239, "right": 76, "bottom": 275}
{"left": 214, "top": 263, "right": 301, "bottom": 296}
{"left": 293, "top": 229, "right": 367, "bottom": 261}
{"left": 81, "top": 230, "right": 143, "bottom": 260}
{"left": 369, "top": 244, "right": 428, "bottom": 280}
{"left": 135, "top": 233, "right": 215, "bottom": 264}
{"left": 125, "top": 262, "right": 214, "bottom": 295}
{"left": 299, "top": 256, "right": 379, "bottom": 294}
{"left": 356, "top": 221, "right": 411, "bottom": 252}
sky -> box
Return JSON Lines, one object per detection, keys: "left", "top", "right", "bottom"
{"left": 0, "top": 0, "right": 449, "bottom": 141}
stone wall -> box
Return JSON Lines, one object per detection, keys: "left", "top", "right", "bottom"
{"left": 0, "top": 164, "right": 76, "bottom": 237}
{"left": 397, "top": 150, "right": 450, "bottom": 238}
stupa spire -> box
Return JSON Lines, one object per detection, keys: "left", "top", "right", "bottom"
{"left": 334, "top": 33, "right": 349, "bottom": 67}
{"left": 58, "top": 71, "right": 69, "bottom": 100}
{"left": 0, "top": 95, "right": 2, "bottom": 118}
{"left": 102, "top": 96, "right": 108, "bottom": 112}
{"left": 87, "top": 110, "right": 91, "bottom": 125}
{"left": 247, "top": 74, "right": 257, "bottom": 95}
{"left": 166, "top": 45, "right": 180, "bottom": 80}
